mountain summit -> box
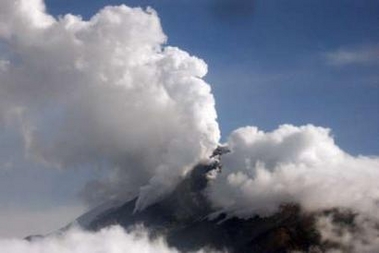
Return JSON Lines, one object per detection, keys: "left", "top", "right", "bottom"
{"left": 73, "top": 161, "right": 326, "bottom": 253}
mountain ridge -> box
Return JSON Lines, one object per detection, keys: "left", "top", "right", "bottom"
{"left": 82, "top": 162, "right": 323, "bottom": 253}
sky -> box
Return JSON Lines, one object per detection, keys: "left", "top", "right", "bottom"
{"left": 45, "top": 0, "right": 379, "bottom": 155}
{"left": 0, "top": 0, "right": 378, "bottom": 238}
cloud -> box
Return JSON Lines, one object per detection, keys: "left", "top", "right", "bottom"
{"left": 207, "top": 124, "right": 379, "bottom": 219}
{"left": 0, "top": 0, "right": 220, "bottom": 210}
{"left": 324, "top": 44, "right": 379, "bottom": 66}
{"left": 0, "top": 225, "right": 219, "bottom": 253}
{"left": 316, "top": 213, "right": 379, "bottom": 253}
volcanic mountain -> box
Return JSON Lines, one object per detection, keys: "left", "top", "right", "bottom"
{"left": 68, "top": 161, "right": 345, "bottom": 253}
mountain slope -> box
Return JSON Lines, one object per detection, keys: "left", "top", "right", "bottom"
{"left": 83, "top": 163, "right": 322, "bottom": 253}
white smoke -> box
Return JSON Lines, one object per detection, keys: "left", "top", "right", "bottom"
{"left": 0, "top": 226, "right": 219, "bottom": 253}
{"left": 0, "top": 0, "right": 220, "bottom": 210}
{"left": 207, "top": 125, "right": 379, "bottom": 251}
{"left": 316, "top": 214, "right": 379, "bottom": 253}
{"left": 208, "top": 124, "right": 379, "bottom": 219}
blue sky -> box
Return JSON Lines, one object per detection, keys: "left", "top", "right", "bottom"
{"left": 45, "top": 0, "right": 379, "bottom": 155}
{"left": 0, "top": 0, "right": 378, "bottom": 238}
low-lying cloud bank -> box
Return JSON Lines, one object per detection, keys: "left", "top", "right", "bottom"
{"left": 0, "top": 226, "right": 217, "bottom": 253}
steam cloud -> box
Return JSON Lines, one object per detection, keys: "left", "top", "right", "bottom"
{"left": 316, "top": 214, "right": 379, "bottom": 253}
{"left": 206, "top": 125, "right": 379, "bottom": 252}
{"left": 0, "top": 226, "right": 218, "bottom": 253}
{"left": 0, "top": 0, "right": 219, "bottom": 210}
{"left": 208, "top": 125, "right": 379, "bottom": 219}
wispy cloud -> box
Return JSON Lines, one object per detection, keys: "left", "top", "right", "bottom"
{"left": 324, "top": 44, "right": 379, "bottom": 66}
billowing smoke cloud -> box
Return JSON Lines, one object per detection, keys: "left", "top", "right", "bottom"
{"left": 0, "top": 226, "right": 219, "bottom": 253}
{"left": 208, "top": 124, "right": 379, "bottom": 219}
{"left": 206, "top": 125, "right": 379, "bottom": 251}
{"left": 0, "top": 0, "right": 220, "bottom": 209}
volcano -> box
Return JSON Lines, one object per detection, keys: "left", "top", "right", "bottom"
{"left": 69, "top": 162, "right": 328, "bottom": 253}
